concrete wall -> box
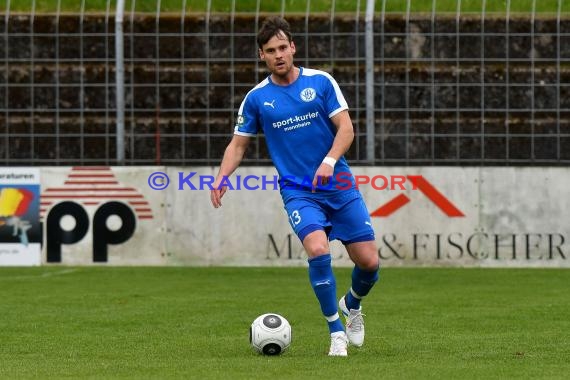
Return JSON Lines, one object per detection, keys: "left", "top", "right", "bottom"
{"left": 33, "top": 166, "right": 570, "bottom": 268}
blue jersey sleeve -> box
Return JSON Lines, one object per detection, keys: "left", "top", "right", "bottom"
{"left": 322, "top": 72, "right": 349, "bottom": 118}
{"left": 234, "top": 94, "right": 259, "bottom": 136}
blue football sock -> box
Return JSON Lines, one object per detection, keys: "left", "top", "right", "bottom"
{"left": 308, "top": 254, "right": 344, "bottom": 334}
{"left": 345, "top": 264, "right": 380, "bottom": 311}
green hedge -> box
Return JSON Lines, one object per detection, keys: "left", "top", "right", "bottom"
{"left": 3, "top": 0, "right": 567, "bottom": 14}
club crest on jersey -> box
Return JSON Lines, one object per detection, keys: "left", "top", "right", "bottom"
{"left": 300, "top": 87, "right": 316, "bottom": 102}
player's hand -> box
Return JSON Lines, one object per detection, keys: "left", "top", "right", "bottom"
{"left": 312, "top": 163, "right": 334, "bottom": 192}
{"left": 210, "top": 185, "right": 228, "bottom": 208}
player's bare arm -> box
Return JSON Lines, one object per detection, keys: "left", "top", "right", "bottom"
{"left": 210, "top": 135, "right": 251, "bottom": 208}
{"left": 312, "top": 110, "right": 355, "bottom": 188}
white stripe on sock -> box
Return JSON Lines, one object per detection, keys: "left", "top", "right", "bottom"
{"left": 350, "top": 287, "right": 362, "bottom": 299}
{"left": 325, "top": 312, "right": 340, "bottom": 322}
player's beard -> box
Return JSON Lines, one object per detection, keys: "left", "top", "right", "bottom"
{"left": 271, "top": 59, "right": 293, "bottom": 79}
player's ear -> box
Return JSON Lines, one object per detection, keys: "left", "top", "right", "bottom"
{"left": 259, "top": 48, "right": 265, "bottom": 60}
{"left": 290, "top": 41, "right": 296, "bottom": 55}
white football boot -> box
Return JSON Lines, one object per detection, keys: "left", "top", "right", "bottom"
{"left": 328, "top": 331, "right": 348, "bottom": 356}
{"left": 339, "top": 296, "right": 365, "bottom": 347}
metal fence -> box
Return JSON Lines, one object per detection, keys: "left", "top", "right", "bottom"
{"left": 1, "top": 0, "right": 569, "bottom": 166}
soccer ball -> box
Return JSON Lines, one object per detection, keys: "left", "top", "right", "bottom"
{"left": 249, "top": 313, "right": 292, "bottom": 355}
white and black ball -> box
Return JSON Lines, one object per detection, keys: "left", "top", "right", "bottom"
{"left": 249, "top": 313, "right": 292, "bottom": 355}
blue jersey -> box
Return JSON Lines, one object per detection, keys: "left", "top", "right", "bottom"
{"left": 234, "top": 67, "right": 356, "bottom": 193}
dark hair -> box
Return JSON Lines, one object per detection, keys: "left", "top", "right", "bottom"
{"left": 257, "top": 16, "right": 293, "bottom": 49}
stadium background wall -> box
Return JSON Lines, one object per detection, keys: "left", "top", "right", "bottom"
{"left": 2, "top": 14, "right": 569, "bottom": 165}
{"left": 12, "top": 166, "right": 567, "bottom": 268}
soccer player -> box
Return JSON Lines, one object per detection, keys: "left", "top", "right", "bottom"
{"left": 210, "top": 16, "right": 379, "bottom": 356}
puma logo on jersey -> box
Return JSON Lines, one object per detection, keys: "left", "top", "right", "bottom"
{"left": 263, "top": 100, "right": 276, "bottom": 109}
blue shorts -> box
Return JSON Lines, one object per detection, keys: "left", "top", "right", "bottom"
{"left": 282, "top": 188, "right": 375, "bottom": 245}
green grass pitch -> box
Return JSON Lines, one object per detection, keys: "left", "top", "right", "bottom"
{"left": 0, "top": 266, "right": 569, "bottom": 379}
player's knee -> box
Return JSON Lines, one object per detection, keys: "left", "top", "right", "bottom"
{"left": 306, "top": 244, "right": 329, "bottom": 257}
{"left": 359, "top": 261, "right": 379, "bottom": 273}
{"left": 369, "top": 254, "right": 380, "bottom": 271}
{"left": 358, "top": 251, "right": 379, "bottom": 272}
{"left": 303, "top": 234, "right": 330, "bottom": 257}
